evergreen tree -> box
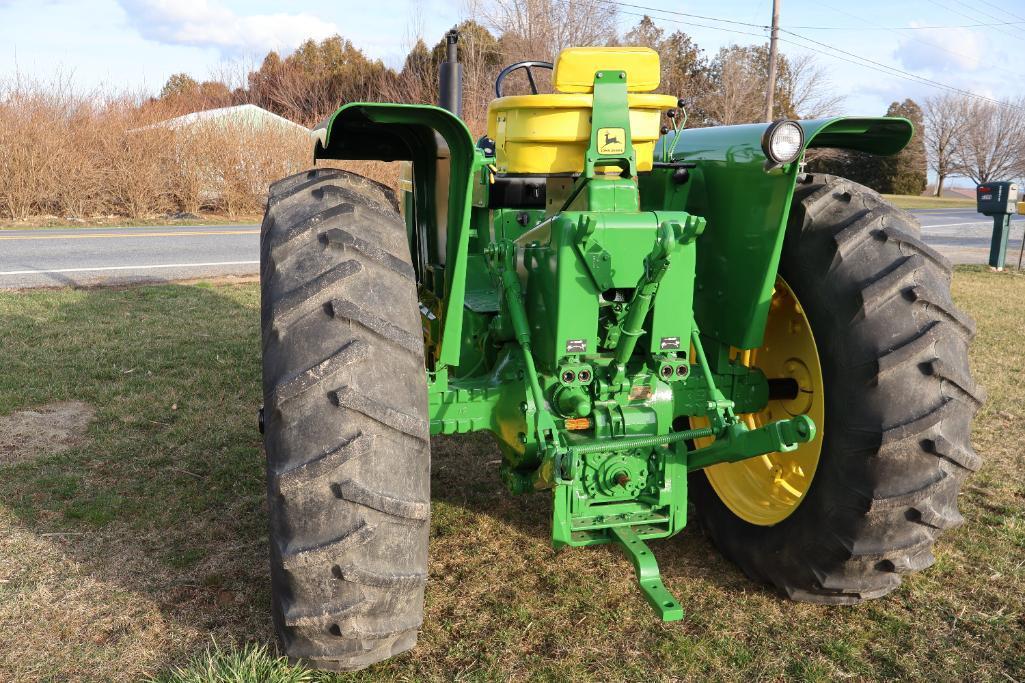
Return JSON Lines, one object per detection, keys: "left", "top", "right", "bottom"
{"left": 807, "top": 100, "right": 927, "bottom": 195}
{"left": 880, "top": 99, "right": 928, "bottom": 195}
{"left": 159, "top": 73, "right": 199, "bottom": 100}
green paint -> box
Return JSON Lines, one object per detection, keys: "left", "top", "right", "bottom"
{"left": 660, "top": 116, "right": 912, "bottom": 350}
{"left": 316, "top": 90, "right": 908, "bottom": 620}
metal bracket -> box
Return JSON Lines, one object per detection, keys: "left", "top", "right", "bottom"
{"left": 609, "top": 525, "right": 684, "bottom": 622}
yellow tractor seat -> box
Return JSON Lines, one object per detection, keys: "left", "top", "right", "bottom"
{"left": 487, "top": 47, "right": 677, "bottom": 174}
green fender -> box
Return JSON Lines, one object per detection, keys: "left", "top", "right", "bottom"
{"left": 313, "top": 103, "right": 479, "bottom": 369}
{"left": 659, "top": 116, "right": 913, "bottom": 349}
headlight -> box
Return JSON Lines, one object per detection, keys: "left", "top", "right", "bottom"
{"left": 761, "top": 120, "right": 805, "bottom": 166}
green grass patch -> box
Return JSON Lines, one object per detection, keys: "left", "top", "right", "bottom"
{"left": 882, "top": 193, "right": 974, "bottom": 209}
{"left": 0, "top": 270, "right": 1022, "bottom": 681}
{"left": 148, "top": 642, "right": 315, "bottom": 683}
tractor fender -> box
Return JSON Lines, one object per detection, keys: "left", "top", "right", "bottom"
{"left": 660, "top": 116, "right": 912, "bottom": 350}
{"left": 313, "top": 102, "right": 480, "bottom": 369}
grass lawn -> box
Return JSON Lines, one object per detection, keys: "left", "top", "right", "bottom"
{"left": 0, "top": 269, "right": 1022, "bottom": 682}
{"left": 882, "top": 194, "right": 975, "bottom": 210}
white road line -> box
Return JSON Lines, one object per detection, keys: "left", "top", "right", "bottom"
{"left": 0, "top": 260, "right": 259, "bottom": 276}
{"left": 918, "top": 221, "right": 992, "bottom": 228}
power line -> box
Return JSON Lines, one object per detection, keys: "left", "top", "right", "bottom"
{"left": 780, "top": 29, "right": 1025, "bottom": 111}
{"left": 973, "top": 0, "right": 1025, "bottom": 23}
{"left": 937, "top": 0, "right": 1021, "bottom": 28}
{"left": 600, "top": 0, "right": 768, "bottom": 29}
{"left": 608, "top": 0, "right": 1025, "bottom": 113}
{"left": 601, "top": 0, "right": 1025, "bottom": 31}
{"left": 969, "top": 0, "right": 1025, "bottom": 40}
{"left": 614, "top": 8, "right": 769, "bottom": 41}
{"left": 788, "top": 21, "right": 1025, "bottom": 30}
{"left": 815, "top": 1, "right": 980, "bottom": 74}
{"left": 925, "top": 0, "right": 1022, "bottom": 41}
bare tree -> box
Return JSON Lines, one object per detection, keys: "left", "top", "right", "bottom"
{"left": 699, "top": 46, "right": 840, "bottom": 126}
{"left": 922, "top": 93, "right": 969, "bottom": 195}
{"left": 701, "top": 47, "right": 763, "bottom": 125}
{"left": 470, "top": 0, "right": 617, "bottom": 62}
{"left": 782, "top": 54, "right": 844, "bottom": 119}
{"left": 954, "top": 97, "right": 1025, "bottom": 184}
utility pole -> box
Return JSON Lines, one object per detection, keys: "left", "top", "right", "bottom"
{"left": 764, "top": 0, "right": 781, "bottom": 122}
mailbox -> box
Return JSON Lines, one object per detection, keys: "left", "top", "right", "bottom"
{"left": 977, "top": 181, "right": 1019, "bottom": 270}
{"left": 977, "top": 181, "right": 1018, "bottom": 215}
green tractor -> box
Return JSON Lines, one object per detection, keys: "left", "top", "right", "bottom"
{"left": 259, "top": 36, "right": 981, "bottom": 671}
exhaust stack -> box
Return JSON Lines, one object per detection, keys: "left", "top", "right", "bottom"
{"left": 438, "top": 28, "right": 463, "bottom": 116}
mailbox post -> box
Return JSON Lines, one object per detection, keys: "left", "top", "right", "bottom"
{"left": 977, "top": 181, "right": 1019, "bottom": 270}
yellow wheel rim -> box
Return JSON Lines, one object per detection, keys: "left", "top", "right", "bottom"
{"left": 696, "top": 277, "right": 825, "bottom": 526}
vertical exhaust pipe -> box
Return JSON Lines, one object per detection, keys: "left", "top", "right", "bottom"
{"left": 438, "top": 27, "right": 463, "bottom": 117}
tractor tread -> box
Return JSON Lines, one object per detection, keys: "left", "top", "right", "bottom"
{"left": 330, "top": 385, "right": 429, "bottom": 441}
{"left": 261, "top": 168, "right": 428, "bottom": 672}
{"left": 908, "top": 286, "right": 976, "bottom": 339}
{"left": 271, "top": 340, "right": 370, "bottom": 406}
{"left": 859, "top": 253, "right": 925, "bottom": 315}
{"left": 271, "top": 259, "right": 362, "bottom": 331}
{"left": 284, "top": 595, "right": 367, "bottom": 628}
{"left": 271, "top": 202, "right": 355, "bottom": 258}
{"left": 925, "top": 434, "right": 982, "bottom": 472}
{"left": 331, "top": 479, "right": 430, "bottom": 521}
{"left": 691, "top": 173, "right": 980, "bottom": 606}
{"left": 330, "top": 617, "right": 423, "bottom": 640}
{"left": 333, "top": 565, "right": 429, "bottom": 588}
{"left": 880, "top": 224, "right": 951, "bottom": 273}
{"left": 327, "top": 298, "right": 424, "bottom": 356}
{"left": 268, "top": 169, "right": 349, "bottom": 206}
{"left": 283, "top": 521, "right": 377, "bottom": 571}
{"left": 320, "top": 227, "right": 417, "bottom": 281}
{"left": 276, "top": 433, "right": 374, "bottom": 496}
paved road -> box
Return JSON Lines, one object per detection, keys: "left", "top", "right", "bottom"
{"left": 913, "top": 208, "right": 1024, "bottom": 268}
{"left": 0, "top": 208, "right": 1022, "bottom": 289}
{"left": 0, "top": 225, "right": 260, "bottom": 289}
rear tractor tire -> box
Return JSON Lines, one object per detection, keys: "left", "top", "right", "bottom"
{"left": 692, "top": 174, "right": 983, "bottom": 603}
{"left": 260, "top": 168, "right": 430, "bottom": 670}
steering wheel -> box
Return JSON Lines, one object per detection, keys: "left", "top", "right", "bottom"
{"left": 495, "top": 61, "right": 554, "bottom": 98}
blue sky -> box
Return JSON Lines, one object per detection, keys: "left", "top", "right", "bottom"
{"left": 2, "top": 0, "right": 1024, "bottom": 118}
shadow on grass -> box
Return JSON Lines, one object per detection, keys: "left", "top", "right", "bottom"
{"left": 0, "top": 281, "right": 769, "bottom": 681}
{"left": 428, "top": 430, "right": 759, "bottom": 588}
{"left": 0, "top": 282, "right": 272, "bottom": 678}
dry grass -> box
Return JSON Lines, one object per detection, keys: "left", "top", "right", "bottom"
{"left": 0, "top": 79, "right": 310, "bottom": 222}
{"left": 0, "top": 268, "right": 1021, "bottom": 681}
{"left": 0, "top": 213, "right": 264, "bottom": 230}
{"left": 882, "top": 194, "right": 975, "bottom": 209}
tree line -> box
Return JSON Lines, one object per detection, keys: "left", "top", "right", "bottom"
{"left": 155, "top": 4, "right": 843, "bottom": 132}
{"left": 808, "top": 93, "right": 1025, "bottom": 196}
{"left": 163, "top": 0, "right": 970, "bottom": 196}
{"left": 922, "top": 93, "right": 1025, "bottom": 193}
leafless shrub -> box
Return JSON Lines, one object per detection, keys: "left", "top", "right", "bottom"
{"left": 0, "top": 77, "right": 72, "bottom": 220}
{"left": 922, "top": 94, "right": 971, "bottom": 196}
{"left": 0, "top": 78, "right": 310, "bottom": 221}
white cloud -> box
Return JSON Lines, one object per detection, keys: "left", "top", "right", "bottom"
{"left": 118, "top": 0, "right": 339, "bottom": 54}
{"left": 893, "top": 25, "right": 983, "bottom": 73}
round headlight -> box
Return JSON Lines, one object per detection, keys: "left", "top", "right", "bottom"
{"left": 761, "top": 120, "right": 805, "bottom": 165}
